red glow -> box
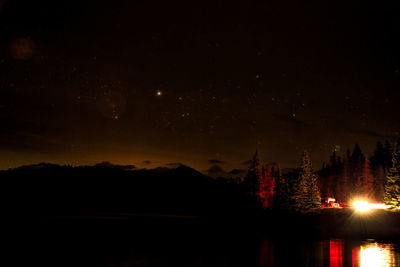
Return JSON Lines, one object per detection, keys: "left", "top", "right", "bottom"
{"left": 352, "top": 247, "right": 360, "bottom": 267}
{"left": 260, "top": 239, "right": 274, "bottom": 267}
{"left": 323, "top": 197, "right": 342, "bottom": 208}
{"left": 330, "top": 240, "right": 343, "bottom": 267}
{"left": 258, "top": 167, "right": 276, "bottom": 208}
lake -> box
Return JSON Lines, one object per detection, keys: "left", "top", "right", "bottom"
{"left": 31, "top": 218, "right": 400, "bottom": 267}
{"left": 15, "top": 211, "right": 398, "bottom": 267}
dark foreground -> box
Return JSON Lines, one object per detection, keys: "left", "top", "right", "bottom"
{"left": 8, "top": 210, "right": 400, "bottom": 267}
{"left": 4, "top": 165, "right": 400, "bottom": 266}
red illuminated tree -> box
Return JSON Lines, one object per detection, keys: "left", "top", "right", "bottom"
{"left": 259, "top": 166, "right": 275, "bottom": 208}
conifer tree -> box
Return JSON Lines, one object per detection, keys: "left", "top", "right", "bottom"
{"left": 384, "top": 140, "right": 400, "bottom": 208}
{"left": 274, "top": 164, "right": 290, "bottom": 209}
{"left": 265, "top": 166, "right": 276, "bottom": 208}
{"left": 355, "top": 158, "right": 374, "bottom": 200}
{"left": 339, "top": 156, "right": 350, "bottom": 202}
{"left": 375, "top": 165, "right": 385, "bottom": 201}
{"left": 370, "top": 141, "right": 387, "bottom": 201}
{"left": 384, "top": 140, "right": 394, "bottom": 170}
{"left": 292, "top": 150, "right": 322, "bottom": 212}
{"left": 245, "top": 150, "right": 263, "bottom": 198}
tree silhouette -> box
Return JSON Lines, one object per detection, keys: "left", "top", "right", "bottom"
{"left": 245, "top": 150, "right": 263, "bottom": 199}
{"left": 370, "top": 141, "right": 387, "bottom": 201}
{"left": 336, "top": 151, "right": 351, "bottom": 202}
{"left": 355, "top": 158, "right": 374, "bottom": 200}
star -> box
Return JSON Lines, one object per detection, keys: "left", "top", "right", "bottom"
{"left": 156, "top": 90, "right": 162, "bottom": 96}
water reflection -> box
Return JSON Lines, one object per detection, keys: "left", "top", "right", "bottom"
{"left": 258, "top": 239, "right": 398, "bottom": 267}
{"left": 352, "top": 242, "right": 396, "bottom": 267}
{"left": 260, "top": 239, "right": 274, "bottom": 267}
{"left": 329, "top": 239, "right": 343, "bottom": 267}
{"left": 57, "top": 236, "right": 399, "bottom": 266}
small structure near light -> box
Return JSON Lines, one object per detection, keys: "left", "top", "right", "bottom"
{"left": 323, "top": 197, "right": 342, "bottom": 208}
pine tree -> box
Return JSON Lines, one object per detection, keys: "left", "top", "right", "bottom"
{"left": 274, "top": 164, "right": 291, "bottom": 209}
{"left": 292, "top": 150, "right": 322, "bottom": 212}
{"left": 384, "top": 140, "right": 393, "bottom": 170}
{"left": 370, "top": 141, "right": 387, "bottom": 201}
{"left": 355, "top": 158, "right": 374, "bottom": 200}
{"left": 375, "top": 165, "right": 385, "bottom": 201}
{"left": 350, "top": 144, "right": 365, "bottom": 198}
{"left": 259, "top": 166, "right": 275, "bottom": 208}
{"left": 337, "top": 154, "right": 350, "bottom": 203}
{"left": 384, "top": 139, "right": 400, "bottom": 209}
{"left": 245, "top": 150, "right": 263, "bottom": 198}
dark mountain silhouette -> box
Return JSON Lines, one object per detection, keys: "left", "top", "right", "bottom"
{"left": 94, "top": 161, "right": 136, "bottom": 170}
{"left": 10, "top": 162, "right": 61, "bottom": 170}
{"left": 2, "top": 163, "right": 250, "bottom": 219}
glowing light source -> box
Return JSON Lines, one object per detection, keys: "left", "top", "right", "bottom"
{"left": 368, "top": 203, "right": 390, "bottom": 210}
{"left": 156, "top": 90, "right": 162, "bottom": 96}
{"left": 352, "top": 200, "right": 391, "bottom": 212}
{"left": 353, "top": 200, "right": 371, "bottom": 212}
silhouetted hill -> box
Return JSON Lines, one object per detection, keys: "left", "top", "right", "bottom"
{"left": 2, "top": 163, "right": 252, "bottom": 219}
{"left": 93, "top": 161, "right": 136, "bottom": 170}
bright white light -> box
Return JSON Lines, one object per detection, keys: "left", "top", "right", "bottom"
{"left": 369, "top": 203, "right": 390, "bottom": 210}
{"left": 353, "top": 201, "right": 371, "bottom": 212}
{"left": 352, "top": 200, "right": 391, "bottom": 212}
{"left": 360, "top": 243, "right": 394, "bottom": 267}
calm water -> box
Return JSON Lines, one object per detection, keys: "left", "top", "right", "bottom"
{"left": 33, "top": 217, "right": 400, "bottom": 267}
{"left": 46, "top": 237, "right": 399, "bottom": 267}
{"left": 259, "top": 239, "right": 400, "bottom": 267}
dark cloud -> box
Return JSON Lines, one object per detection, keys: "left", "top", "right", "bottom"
{"left": 272, "top": 113, "right": 309, "bottom": 128}
{"left": 0, "top": 118, "right": 66, "bottom": 152}
{"left": 94, "top": 161, "right": 135, "bottom": 169}
{"left": 9, "top": 37, "right": 36, "bottom": 60}
{"left": 142, "top": 160, "right": 152, "bottom": 165}
{"left": 242, "top": 160, "right": 252, "bottom": 166}
{"left": 165, "top": 162, "right": 184, "bottom": 167}
{"left": 345, "top": 128, "right": 399, "bottom": 139}
{"left": 205, "top": 165, "right": 225, "bottom": 176}
{"left": 228, "top": 169, "right": 246, "bottom": 175}
{"left": 207, "top": 159, "right": 225, "bottom": 165}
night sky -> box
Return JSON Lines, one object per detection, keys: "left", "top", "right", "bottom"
{"left": 1, "top": 0, "right": 400, "bottom": 171}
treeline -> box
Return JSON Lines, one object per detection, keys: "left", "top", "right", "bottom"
{"left": 320, "top": 141, "right": 394, "bottom": 203}
{"left": 243, "top": 150, "right": 321, "bottom": 213}
{"left": 243, "top": 139, "right": 400, "bottom": 212}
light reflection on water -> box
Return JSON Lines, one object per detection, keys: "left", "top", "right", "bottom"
{"left": 353, "top": 242, "right": 396, "bottom": 267}
{"left": 259, "top": 239, "right": 399, "bottom": 267}
{"left": 61, "top": 236, "right": 400, "bottom": 266}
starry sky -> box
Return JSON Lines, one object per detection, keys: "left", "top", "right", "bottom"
{"left": 0, "top": 0, "right": 400, "bottom": 171}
